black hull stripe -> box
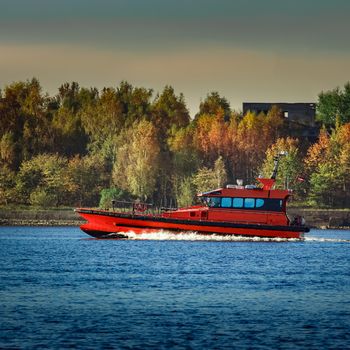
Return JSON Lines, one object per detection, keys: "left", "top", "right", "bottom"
{"left": 77, "top": 209, "right": 310, "bottom": 233}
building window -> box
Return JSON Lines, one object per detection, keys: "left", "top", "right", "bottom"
{"left": 284, "top": 111, "right": 289, "bottom": 118}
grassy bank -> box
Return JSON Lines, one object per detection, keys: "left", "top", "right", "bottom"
{"left": 0, "top": 208, "right": 84, "bottom": 226}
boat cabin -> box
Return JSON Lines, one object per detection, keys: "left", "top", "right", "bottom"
{"left": 199, "top": 185, "right": 290, "bottom": 213}
{"left": 163, "top": 179, "right": 292, "bottom": 227}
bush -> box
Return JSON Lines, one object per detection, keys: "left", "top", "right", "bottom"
{"left": 30, "top": 189, "right": 57, "bottom": 207}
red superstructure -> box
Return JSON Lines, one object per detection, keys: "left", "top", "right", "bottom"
{"left": 76, "top": 175, "right": 309, "bottom": 239}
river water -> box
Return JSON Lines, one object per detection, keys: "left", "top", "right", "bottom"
{"left": 0, "top": 227, "right": 349, "bottom": 349}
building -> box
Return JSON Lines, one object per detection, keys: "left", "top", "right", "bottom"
{"left": 242, "top": 102, "right": 319, "bottom": 141}
{"left": 243, "top": 102, "right": 316, "bottom": 125}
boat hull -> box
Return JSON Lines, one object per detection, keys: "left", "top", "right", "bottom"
{"left": 76, "top": 209, "right": 309, "bottom": 239}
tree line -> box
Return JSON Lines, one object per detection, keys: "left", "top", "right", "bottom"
{"left": 0, "top": 79, "right": 349, "bottom": 208}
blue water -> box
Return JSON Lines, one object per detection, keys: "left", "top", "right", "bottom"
{"left": 1, "top": 227, "right": 350, "bottom": 349}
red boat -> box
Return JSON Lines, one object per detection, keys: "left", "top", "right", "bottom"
{"left": 76, "top": 156, "right": 309, "bottom": 239}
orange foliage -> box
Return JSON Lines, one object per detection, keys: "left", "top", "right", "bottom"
{"left": 193, "top": 110, "right": 232, "bottom": 163}
{"left": 193, "top": 108, "right": 284, "bottom": 181}
{"left": 304, "top": 128, "right": 330, "bottom": 172}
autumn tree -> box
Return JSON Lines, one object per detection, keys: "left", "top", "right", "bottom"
{"left": 168, "top": 125, "right": 200, "bottom": 206}
{"left": 2, "top": 78, "right": 349, "bottom": 209}
{"left": 113, "top": 119, "right": 160, "bottom": 201}
{"left": 304, "top": 127, "right": 330, "bottom": 176}
{"left": 236, "top": 111, "right": 269, "bottom": 181}
{"left": 0, "top": 78, "right": 55, "bottom": 168}
{"left": 231, "top": 107, "right": 285, "bottom": 182}
{"left": 0, "top": 132, "right": 16, "bottom": 168}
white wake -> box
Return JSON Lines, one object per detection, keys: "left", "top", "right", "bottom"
{"left": 121, "top": 230, "right": 300, "bottom": 242}
{"left": 304, "top": 236, "right": 350, "bottom": 243}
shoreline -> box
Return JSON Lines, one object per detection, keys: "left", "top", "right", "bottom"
{"left": 0, "top": 208, "right": 349, "bottom": 230}
{"left": 0, "top": 208, "right": 84, "bottom": 227}
{"left": 0, "top": 219, "right": 84, "bottom": 226}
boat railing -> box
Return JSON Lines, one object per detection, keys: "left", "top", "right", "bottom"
{"left": 110, "top": 200, "right": 177, "bottom": 215}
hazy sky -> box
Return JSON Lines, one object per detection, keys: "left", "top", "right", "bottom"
{"left": 1, "top": 0, "right": 349, "bottom": 115}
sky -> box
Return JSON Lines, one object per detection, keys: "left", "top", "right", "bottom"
{"left": 1, "top": 0, "right": 350, "bottom": 116}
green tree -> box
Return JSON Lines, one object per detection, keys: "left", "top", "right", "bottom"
{"left": 309, "top": 162, "right": 344, "bottom": 207}
{"left": 15, "top": 154, "right": 68, "bottom": 206}
{"left": 306, "top": 122, "right": 350, "bottom": 207}
{"left": 168, "top": 125, "right": 199, "bottom": 177}
{"left": 0, "top": 78, "right": 56, "bottom": 168}
{"left": 99, "top": 188, "right": 130, "bottom": 209}
{"left": 260, "top": 138, "right": 302, "bottom": 193}
{"left": 0, "top": 165, "right": 16, "bottom": 205}
{"left": 196, "top": 91, "right": 231, "bottom": 120}
{"left": 317, "top": 82, "right": 350, "bottom": 125}
{"left": 80, "top": 82, "right": 153, "bottom": 166}
{"left": 152, "top": 86, "right": 190, "bottom": 136}
{"left": 66, "top": 155, "right": 109, "bottom": 207}
{"left": 176, "top": 177, "right": 195, "bottom": 208}
{"left": 52, "top": 82, "right": 89, "bottom": 156}
{"left": 80, "top": 87, "right": 121, "bottom": 163}
{"left": 113, "top": 119, "right": 160, "bottom": 200}
{"left": 116, "top": 81, "right": 153, "bottom": 128}
{"left": 192, "top": 156, "right": 227, "bottom": 193}
{"left": 167, "top": 125, "right": 200, "bottom": 208}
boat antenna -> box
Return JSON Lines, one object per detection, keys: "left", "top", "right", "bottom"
{"left": 271, "top": 151, "right": 287, "bottom": 180}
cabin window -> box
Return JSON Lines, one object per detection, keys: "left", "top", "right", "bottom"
{"left": 256, "top": 199, "right": 264, "bottom": 208}
{"left": 201, "top": 197, "right": 210, "bottom": 206}
{"left": 204, "top": 196, "right": 283, "bottom": 211}
{"left": 244, "top": 198, "right": 255, "bottom": 208}
{"left": 231, "top": 197, "right": 283, "bottom": 211}
{"left": 208, "top": 197, "right": 221, "bottom": 208}
{"left": 232, "top": 197, "right": 243, "bottom": 208}
{"left": 262, "top": 199, "right": 283, "bottom": 211}
{"left": 254, "top": 198, "right": 283, "bottom": 211}
{"left": 221, "top": 197, "right": 232, "bottom": 208}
